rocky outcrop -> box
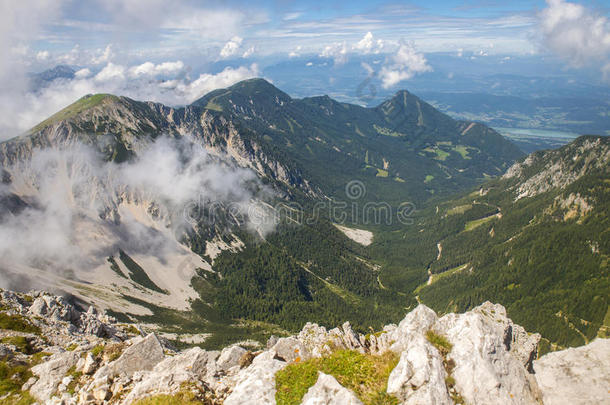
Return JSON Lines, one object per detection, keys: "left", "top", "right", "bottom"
{"left": 386, "top": 334, "right": 451, "bottom": 404}
{"left": 301, "top": 373, "right": 363, "bottom": 405}
{"left": 29, "top": 351, "right": 81, "bottom": 401}
{"left": 1, "top": 289, "right": 605, "bottom": 405}
{"left": 503, "top": 136, "right": 610, "bottom": 200}
{"left": 223, "top": 350, "right": 286, "bottom": 405}
{"left": 534, "top": 338, "right": 610, "bottom": 405}
{"left": 435, "top": 304, "right": 542, "bottom": 405}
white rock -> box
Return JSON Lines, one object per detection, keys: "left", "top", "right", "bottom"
{"left": 386, "top": 334, "right": 452, "bottom": 405}
{"left": 124, "top": 347, "right": 219, "bottom": 402}
{"left": 82, "top": 352, "right": 97, "bottom": 375}
{"left": 387, "top": 304, "right": 438, "bottom": 353}
{"left": 93, "top": 333, "right": 165, "bottom": 380}
{"left": 434, "top": 304, "right": 541, "bottom": 405}
{"left": 301, "top": 372, "right": 363, "bottom": 405}
{"left": 534, "top": 338, "right": 610, "bottom": 405}
{"left": 217, "top": 345, "right": 247, "bottom": 372}
{"left": 29, "top": 351, "right": 80, "bottom": 401}
{"left": 224, "top": 350, "right": 286, "bottom": 405}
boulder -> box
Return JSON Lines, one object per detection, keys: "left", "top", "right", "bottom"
{"left": 124, "top": 347, "right": 220, "bottom": 402}
{"left": 301, "top": 372, "right": 363, "bottom": 405}
{"left": 386, "top": 334, "right": 452, "bottom": 404}
{"left": 223, "top": 350, "right": 286, "bottom": 405}
{"left": 534, "top": 338, "right": 610, "bottom": 405}
{"left": 29, "top": 351, "right": 81, "bottom": 401}
{"left": 217, "top": 345, "right": 248, "bottom": 372}
{"left": 271, "top": 336, "right": 309, "bottom": 363}
{"left": 93, "top": 333, "right": 165, "bottom": 380}
{"left": 434, "top": 303, "right": 541, "bottom": 405}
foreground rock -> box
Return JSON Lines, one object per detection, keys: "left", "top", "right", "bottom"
{"left": 534, "top": 338, "right": 610, "bottom": 405}
{"left": 0, "top": 288, "right": 606, "bottom": 404}
{"left": 301, "top": 373, "right": 363, "bottom": 405}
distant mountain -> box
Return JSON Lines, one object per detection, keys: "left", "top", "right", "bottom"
{"left": 192, "top": 78, "right": 524, "bottom": 205}
{"left": 28, "top": 64, "right": 77, "bottom": 89}
{"left": 0, "top": 79, "right": 569, "bottom": 349}
{"left": 372, "top": 135, "right": 610, "bottom": 351}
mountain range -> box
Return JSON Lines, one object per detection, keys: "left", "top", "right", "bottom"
{"left": 0, "top": 79, "right": 607, "bottom": 353}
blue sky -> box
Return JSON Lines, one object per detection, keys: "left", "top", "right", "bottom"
{"left": 0, "top": 0, "right": 609, "bottom": 138}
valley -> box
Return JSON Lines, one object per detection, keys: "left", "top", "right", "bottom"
{"left": 0, "top": 79, "right": 607, "bottom": 357}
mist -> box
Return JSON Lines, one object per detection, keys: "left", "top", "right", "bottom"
{"left": 0, "top": 136, "right": 273, "bottom": 289}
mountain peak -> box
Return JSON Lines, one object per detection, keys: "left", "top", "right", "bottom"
{"left": 30, "top": 93, "right": 121, "bottom": 133}
{"left": 191, "top": 77, "right": 291, "bottom": 109}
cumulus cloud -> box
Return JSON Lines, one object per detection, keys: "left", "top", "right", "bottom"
{"left": 128, "top": 61, "right": 185, "bottom": 78}
{"left": 539, "top": 0, "right": 610, "bottom": 69}
{"left": 220, "top": 36, "right": 243, "bottom": 58}
{"left": 320, "top": 42, "right": 348, "bottom": 65}
{"left": 353, "top": 32, "right": 384, "bottom": 54}
{"left": 92, "top": 44, "right": 114, "bottom": 65}
{"left": 379, "top": 42, "right": 432, "bottom": 88}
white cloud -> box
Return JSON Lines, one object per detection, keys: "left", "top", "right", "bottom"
{"left": 379, "top": 42, "right": 432, "bottom": 88}
{"left": 220, "top": 36, "right": 243, "bottom": 58}
{"left": 283, "top": 12, "right": 302, "bottom": 21}
{"left": 94, "top": 63, "right": 126, "bottom": 82}
{"left": 0, "top": 136, "right": 268, "bottom": 284}
{"left": 320, "top": 42, "right": 348, "bottom": 65}
{"left": 288, "top": 46, "right": 302, "bottom": 58}
{"left": 92, "top": 44, "right": 114, "bottom": 65}
{"left": 74, "top": 68, "right": 92, "bottom": 79}
{"left": 36, "top": 50, "right": 49, "bottom": 61}
{"left": 242, "top": 46, "right": 255, "bottom": 58}
{"left": 353, "top": 32, "right": 384, "bottom": 54}
{"left": 128, "top": 61, "right": 185, "bottom": 77}
{"left": 0, "top": 62, "right": 260, "bottom": 139}
{"left": 539, "top": 0, "right": 610, "bottom": 68}
{"left": 306, "top": 62, "right": 313, "bottom": 67}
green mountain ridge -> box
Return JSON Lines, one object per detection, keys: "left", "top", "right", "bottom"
{"left": 0, "top": 79, "right": 605, "bottom": 352}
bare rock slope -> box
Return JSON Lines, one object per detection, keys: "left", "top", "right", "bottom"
{"left": 0, "top": 289, "right": 605, "bottom": 404}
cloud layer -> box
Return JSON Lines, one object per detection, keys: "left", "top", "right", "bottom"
{"left": 539, "top": 0, "right": 610, "bottom": 73}
{"left": 0, "top": 136, "right": 266, "bottom": 286}
{"left": 0, "top": 62, "right": 260, "bottom": 140}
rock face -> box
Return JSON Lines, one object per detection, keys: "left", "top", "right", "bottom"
{"left": 29, "top": 351, "right": 81, "bottom": 401}
{"left": 93, "top": 333, "right": 165, "bottom": 380}
{"left": 301, "top": 372, "right": 363, "bottom": 405}
{"left": 434, "top": 303, "right": 542, "bottom": 405}
{"left": 534, "top": 338, "right": 610, "bottom": 405}
{"left": 223, "top": 350, "right": 286, "bottom": 405}
{"left": 1, "top": 288, "right": 605, "bottom": 405}
{"left": 386, "top": 334, "right": 451, "bottom": 405}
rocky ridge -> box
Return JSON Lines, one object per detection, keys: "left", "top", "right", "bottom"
{"left": 1, "top": 289, "right": 608, "bottom": 404}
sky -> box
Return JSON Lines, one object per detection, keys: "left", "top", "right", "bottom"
{"left": 1, "top": 0, "right": 609, "bottom": 138}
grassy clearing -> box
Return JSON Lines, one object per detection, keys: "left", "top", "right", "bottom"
{"left": 452, "top": 145, "right": 471, "bottom": 159}
{"left": 464, "top": 214, "right": 497, "bottom": 231}
{"left": 31, "top": 94, "right": 117, "bottom": 133}
{"left": 376, "top": 168, "right": 389, "bottom": 178}
{"left": 446, "top": 204, "right": 472, "bottom": 216}
{"left": 275, "top": 350, "right": 399, "bottom": 405}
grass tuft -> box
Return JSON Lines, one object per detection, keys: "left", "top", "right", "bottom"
{"left": 275, "top": 350, "right": 399, "bottom": 405}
